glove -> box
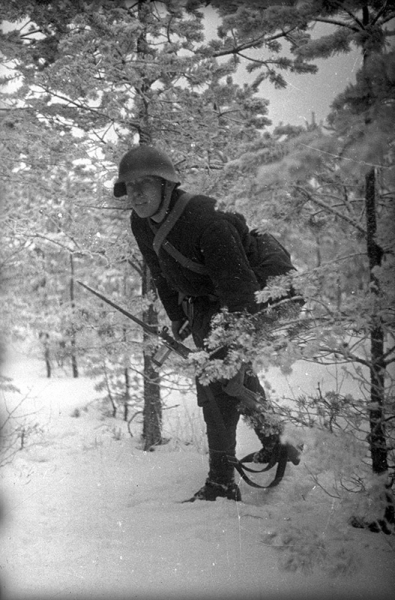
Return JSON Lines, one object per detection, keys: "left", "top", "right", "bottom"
{"left": 171, "top": 319, "right": 191, "bottom": 341}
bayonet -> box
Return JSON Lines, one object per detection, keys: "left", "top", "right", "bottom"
{"left": 77, "top": 281, "right": 191, "bottom": 365}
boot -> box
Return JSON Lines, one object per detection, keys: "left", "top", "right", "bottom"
{"left": 247, "top": 433, "right": 302, "bottom": 467}
{"left": 184, "top": 450, "right": 241, "bottom": 502}
{"left": 186, "top": 479, "right": 241, "bottom": 502}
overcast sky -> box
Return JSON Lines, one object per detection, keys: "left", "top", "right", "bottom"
{"left": 249, "top": 48, "right": 362, "bottom": 128}
{"left": 204, "top": 9, "right": 363, "bottom": 129}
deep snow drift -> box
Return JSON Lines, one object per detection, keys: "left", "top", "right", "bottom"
{"left": 1, "top": 344, "right": 394, "bottom": 600}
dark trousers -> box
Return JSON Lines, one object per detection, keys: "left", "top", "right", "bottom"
{"left": 183, "top": 296, "right": 265, "bottom": 485}
{"left": 197, "top": 379, "right": 241, "bottom": 484}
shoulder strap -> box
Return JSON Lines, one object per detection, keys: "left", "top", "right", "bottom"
{"left": 152, "top": 192, "right": 193, "bottom": 256}
{"left": 161, "top": 240, "right": 208, "bottom": 275}
{"left": 149, "top": 192, "right": 208, "bottom": 275}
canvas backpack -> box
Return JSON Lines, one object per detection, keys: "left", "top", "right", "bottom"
{"left": 148, "top": 192, "right": 294, "bottom": 286}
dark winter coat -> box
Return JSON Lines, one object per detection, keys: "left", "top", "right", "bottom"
{"left": 131, "top": 188, "right": 294, "bottom": 323}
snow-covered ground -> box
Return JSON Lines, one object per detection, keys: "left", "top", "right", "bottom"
{"left": 1, "top": 343, "right": 394, "bottom": 600}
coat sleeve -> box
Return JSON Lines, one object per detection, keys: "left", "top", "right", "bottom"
{"left": 199, "top": 220, "right": 261, "bottom": 314}
{"left": 131, "top": 220, "right": 185, "bottom": 322}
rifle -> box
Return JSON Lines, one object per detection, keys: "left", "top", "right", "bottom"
{"left": 77, "top": 281, "right": 191, "bottom": 367}
{"left": 78, "top": 281, "right": 296, "bottom": 489}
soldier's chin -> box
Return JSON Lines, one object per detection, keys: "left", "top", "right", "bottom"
{"left": 133, "top": 203, "right": 152, "bottom": 217}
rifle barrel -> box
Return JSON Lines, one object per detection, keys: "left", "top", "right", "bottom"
{"left": 77, "top": 281, "right": 157, "bottom": 335}
{"left": 77, "top": 281, "right": 191, "bottom": 359}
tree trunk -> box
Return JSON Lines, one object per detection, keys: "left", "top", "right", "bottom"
{"left": 122, "top": 323, "right": 131, "bottom": 422}
{"left": 69, "top": 254, "right": 79, "bottom": 378}
{"left": 123, "top": 366, "right": 130, "bottom": 422}
{"left": 142, "top": 351, "right": 162, "bottom": 449}
{"left": 141, "top": 260, "right": 162, "bottom": 450}
{"left": 365, "top": 167, "right": 387, "bottom": 474}
{"left": 360, "top": 3, "right": 388, "bottom": 475}
{"left": 135, "top": 0, "right": 162, "bottom": 450}
{"left": 40, "top": 332, "right": 52, "bottom": 378}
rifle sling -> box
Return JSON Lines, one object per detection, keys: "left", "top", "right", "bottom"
{"left": 148, "top": 193, "right": 208, "bottom": 275}
{"left": 202, "top": 384, "right": 288, "bottom": 490}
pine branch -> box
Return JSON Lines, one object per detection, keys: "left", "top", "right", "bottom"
{"left": 313, "top": 17, "right": 360, "bottom": 33}
{"left": 294, "top": 185, "right": 367, "bottom": 236}
{"left": 304, "top": 465, "right": 341, "bottom": 499}
{"left": 330, "top": 1, "right": 366, "bottom": 30}
{"left": 380, "top": 13, "right": 395, "bottom": 26}
{"left": 212, "top": 27, "right": 297, "bottom": 58}
{"left": 127, "top": 258, "right": 143, "bottom": 277}
{"left": 312, "top": 345, "right": 373, "bottom": 370}
{"left": 371, "top": 0, "right": 390, "bottom": 26}
{"left": 31, "top": 233, "right": 74, "bottom": 253}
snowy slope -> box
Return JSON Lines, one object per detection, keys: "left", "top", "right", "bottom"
{"left": 1, "top": 345, "right": 394, "bottom": 600}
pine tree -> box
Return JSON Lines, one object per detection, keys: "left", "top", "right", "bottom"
{"left": 290, "top": 0, "right": 394, "bottom": 484}
{"left": 202, "top": 0, "right": 395, "bottom": 527}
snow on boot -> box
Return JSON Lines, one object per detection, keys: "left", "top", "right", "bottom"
{"left": 183, "top": 480, "right": 241, "bottom": 503}
{"left": 284, "top": 441, "right": 303, "bottom": 466}
{"left": 251, "top": 434, "right": 280, "bottom": 464}
{"left": 243, "top": 434, "right": 302, "bottom": 467}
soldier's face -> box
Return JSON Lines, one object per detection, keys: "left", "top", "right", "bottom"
{"left": 126, "top": 176, "right": 163, "bottom": 218}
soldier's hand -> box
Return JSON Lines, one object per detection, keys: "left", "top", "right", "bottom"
{"left": 171, "top": 319, "right": 191, "bottom": 341}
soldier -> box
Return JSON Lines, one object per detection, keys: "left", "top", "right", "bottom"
{"left": 114, "top": 145, "right": 301, "bottom": 502}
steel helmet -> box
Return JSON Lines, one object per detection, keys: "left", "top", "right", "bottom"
{"left": 113, "top": 146, "right": 180, "bottom": 197}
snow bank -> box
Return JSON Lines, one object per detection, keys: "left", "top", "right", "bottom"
{"left": 1, "top": 346, "right": 394, "bottom": 600}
